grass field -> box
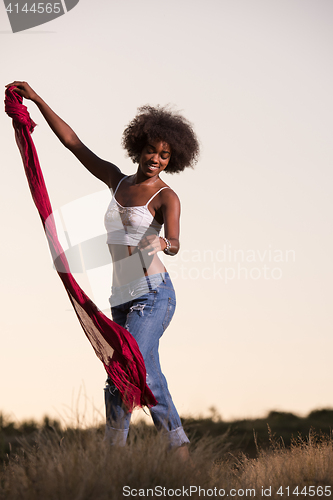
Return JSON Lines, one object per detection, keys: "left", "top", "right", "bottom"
{"left": 1, "top": 410, "right": 333, "bottom": 499}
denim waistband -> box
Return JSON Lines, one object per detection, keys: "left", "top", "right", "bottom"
{"left": 109, "top": 272, "right": 167, "bottom": 307}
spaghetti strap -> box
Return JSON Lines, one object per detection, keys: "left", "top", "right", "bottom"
{"left": 146, "top": 187, "right": 170, "bottom": 206}
{"left": 113, "top": 175, "right": 128, "bottom": 195}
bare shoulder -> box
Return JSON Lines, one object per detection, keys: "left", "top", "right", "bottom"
{"left": 109, "top": 170, "right": 128, "bottom": 192}
{"left": 160, "top": 186, "right": 181, "bottom": 207}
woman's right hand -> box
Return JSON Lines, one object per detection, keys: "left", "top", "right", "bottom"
{"left": 5, "top": 81, "right": 38, "bottom": 102}
{"left": 5, "top": 80, "right": 121, "bottom": 188}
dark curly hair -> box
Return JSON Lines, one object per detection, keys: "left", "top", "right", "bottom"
{"left": 121, "top": 105, "right": 200, "bottom": 174}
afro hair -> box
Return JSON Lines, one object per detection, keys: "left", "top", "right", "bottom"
{"left": 121, "top": 105, "right": 199, "bottom": 174}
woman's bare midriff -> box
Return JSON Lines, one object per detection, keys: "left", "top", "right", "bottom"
{"left": 108, "top": 243, "right": 167, "bottom": 287}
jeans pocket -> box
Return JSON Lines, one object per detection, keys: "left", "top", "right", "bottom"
{"left": 162, "top": 296, "right": 176, "bottom": 331}
{"left": 128, "top": 290, "right": 158, "bottom": 317}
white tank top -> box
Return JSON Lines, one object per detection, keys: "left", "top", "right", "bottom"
{"left": 104, "top": 176, "right": 169, "bottom": 246}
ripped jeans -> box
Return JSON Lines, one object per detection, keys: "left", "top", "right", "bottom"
{"left": 104, "top": 272, "right": 189, "bottom": 448}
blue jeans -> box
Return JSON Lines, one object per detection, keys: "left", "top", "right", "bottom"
{"left": 104, "top": 272, "right": 189, "bottom": 447}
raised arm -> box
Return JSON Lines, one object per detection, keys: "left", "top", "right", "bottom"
{"left": 5, "top": 81, "right": 122, "bottom": 189}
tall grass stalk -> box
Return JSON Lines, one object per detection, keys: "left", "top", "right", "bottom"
{"left": 1, "top": 426, "right": 333, "bottom": 499}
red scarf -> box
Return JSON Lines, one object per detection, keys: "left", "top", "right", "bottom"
{"left": 5, "top": 87, "right": 157, "bottom": 411}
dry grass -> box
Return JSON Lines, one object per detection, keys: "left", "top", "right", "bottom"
{"left": 211, "top": 430, "right": 333, "bottom": 498}
{"left": 1, "top": 425, "right": 333, "bottom": 499}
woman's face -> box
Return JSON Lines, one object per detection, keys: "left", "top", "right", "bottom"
{"left": 139, "top": 138, "right": 171, "bottom": 176}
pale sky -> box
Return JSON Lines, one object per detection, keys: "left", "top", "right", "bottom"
{"left": 1, "top": 0, "right": 332, "bottom": 426}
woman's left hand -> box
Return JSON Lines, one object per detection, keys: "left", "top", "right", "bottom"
{"left": 138, "top": 235, "right": 163, "bottom": 256}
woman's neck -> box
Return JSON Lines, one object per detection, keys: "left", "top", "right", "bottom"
{"left": 133, "top": 171, "right": 161, "bottom": 186}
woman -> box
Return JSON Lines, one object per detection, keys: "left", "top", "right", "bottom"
{"left": 6, "top": 81, "right": 199, "bottom": 452}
